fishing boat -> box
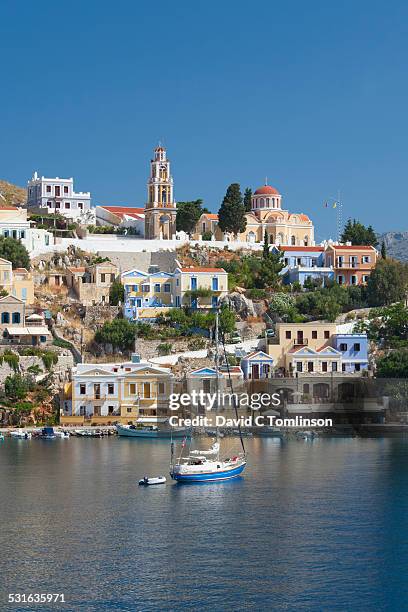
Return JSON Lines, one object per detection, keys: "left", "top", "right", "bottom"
{"left": 40, "top": 427, "right": 56, "bottom": 440}
{"left": 116, "top": 424, "right": 189, "bottom": 439}
{"left": 10, "top": 430, "right": 32, "bottom": 439}
{"left": 170, "top": 311, "right": 247, "bottom": 483}
{"left": 138, "top": 476, "right": 166, "bottom": 486}
{"left": 296, "top": 430, "right": 318, "bottom": 441}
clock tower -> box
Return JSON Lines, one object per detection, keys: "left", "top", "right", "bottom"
{"left": 144, "top": 145, "right": 177, "bottom": 239}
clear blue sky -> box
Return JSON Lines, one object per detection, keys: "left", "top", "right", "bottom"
{"left": 1, "top": 0, "right": 407, "bottom": 241}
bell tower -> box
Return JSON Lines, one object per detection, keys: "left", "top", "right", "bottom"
{"left": 144, "top": 145, "right": 177, "bottom": 239}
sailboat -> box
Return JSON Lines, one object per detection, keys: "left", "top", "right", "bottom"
{"left": 170, "top": 312, "right": 247, "bottom": 483}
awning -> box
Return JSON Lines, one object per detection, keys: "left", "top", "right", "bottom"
{"left": 5, "top": 326, "right": 51, "bottom": 335}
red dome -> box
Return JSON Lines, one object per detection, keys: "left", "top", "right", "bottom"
{"left": 254, "top": 185, "right": 280, "bottom": 196}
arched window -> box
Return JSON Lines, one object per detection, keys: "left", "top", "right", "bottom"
{"left": 12, "top": 312, "right": 20, "bottom": 324}
{"left": 266, "top": 198, "right": 269, "bottom": 207}
{"left": 304, "top": 236, "right": 309, "bottom": 246}
{"left": 162, "top": 190, "right": 167, "bottom": 204}
{"left": 1, "top": 312, "right": 10, "bottom": 324}
{"left": 291, "top": 236, "right": 296, "bottom": 245}
{"left": 260, "top": 198, "right": 264, "bottom": 208}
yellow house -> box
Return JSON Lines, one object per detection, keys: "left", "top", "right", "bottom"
{"left": 61, "top": 355, "right": 174, "bottom": 426}
{"left": 173, "top": 267, "right": 228, "bottom": 309}
{"left": 0, "top": 257, "right": 34, "bottom": 304}
{"left": 267, "top": 322, "right": 337, "bottom": 372}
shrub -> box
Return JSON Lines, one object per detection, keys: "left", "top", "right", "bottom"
{"left": 157, "top": 343, "right": 172, "bottom": 356}
{"left": 202, "top": 231, "right": 213, "bottom": 241}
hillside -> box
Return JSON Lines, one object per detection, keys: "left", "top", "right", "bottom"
{"left": 379, "top": 232, "right": 408, "bottom": 262}
{"left": 0, "top": 179, "right": 26, "bottom": 207}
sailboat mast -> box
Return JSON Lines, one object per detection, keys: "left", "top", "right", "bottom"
{"left": 214, "top": 310, "right": 220, "bottom": 461}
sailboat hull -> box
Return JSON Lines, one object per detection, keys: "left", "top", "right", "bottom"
{"left": 170, "top": 461, "right": 246, "bottom": 482}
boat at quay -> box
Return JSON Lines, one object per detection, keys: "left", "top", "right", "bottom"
{"left": 116, "top": 424, "right": 190, "bottom": 438}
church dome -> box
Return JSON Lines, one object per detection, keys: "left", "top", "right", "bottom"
{"left": 254, "top": 185, "right": 280, "bottom": 196}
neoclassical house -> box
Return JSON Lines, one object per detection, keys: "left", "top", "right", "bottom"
{"left": 194, "top": 183, "right": 314, "bottom": 246}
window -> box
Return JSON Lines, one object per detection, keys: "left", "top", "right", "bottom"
{"left": 143, "top": 383, "right": 151, "bottom": 398}
{"left": 155, "top": 283, "right": 161, "bottom": 293}
{"left": 20, "top": 230, "right": 25, "bottom": 239}
{"left": 285, "top": 331, "right": 292, "bottom": 339}
{"left": 132, "top": 285, "right": 138, "bottom": 292}
{"left": 94, "top": 384, "right": 101, "bottom": 399}
{"left": 46, "top": 185, "right": 51, "bottom": 193}
{"left": 342, "top": 364, "right": 346, "bottom": 372}
{"left": 142, "top": 285, "right": 150, "bottom": 293}
{"left": 191, "top": 277, "right": 197, "bottom": 290}
{"left": 296, "top": 362, "right": 303, "bottom": 372}
{"left": 340, "top": 343, "right": 347, "bottom": 351}
{"left": 363, "top": 275, "right": 369, "bottom": 283}
{"left": 1, "top": 312, "right": 10, "bottom": 324}
{"left": 322, "top": 361, "right": 328, "bottom": 372}
{"left": 362, "top": 256, "right": 371, "bottom": 263}
{"left": 12, "top": 312, "right": 20, "bottom": 324}
{"left": 303, "top": 383, "right": 310, "bottom": 393}
{"left": 80, "top": 384, "right": 86, "bottom": 395}
{"left": 324, "top": 331, "right": 330, "bottom": 339}
{"left": 312, "top": 331, "right": 317, "bottom": 339}
{"left": 337, "top": 275, "right": 344, "bottom": 285}
{"left": 94, "top": 406, "right": 101, "bottom": 416}
{"left": 354, "top": 343, "right": 361, "bottom": 351}
{"left": 78, "top": 202, "right": 83, "bottom": 209}
{"left": 64, "top": 186, "right": 69, "bottom": 194}
{"left": 308, "top": 362, "right": 314, "bottom": 372}
{"left": 332, "top": 362, "right": 338, "bottom": 372}
{"left": 108, "top": 384, "right": 114, "bottom": 395}
{"left": 212, "top": 277, "right": 218, "bottom": 291}
{"left": 100, "top": 274, "right": 106, "bottom": 283}
{"left": 164, "top": 284, "right": 171, "bottom": 293}
{"left": 108, "top": 406, "right": 114, "bottom": 414}
{"left": 12, "top": 230, "right": 17, "bottom": 239}
{"left": 47, "top": 201, "right": 52, "bottom": 207}
{"left": 65, "top": 202, "right": 71, "bottom": 209}
{"left": 79, "top": 406, "right": 86, "bottom": 416}
{"left": 212, "top": 296, "right": 218, "bottom": 308}
{"left": 355, "top": 363, "right": 361, "bottom": 372}
{"left": 55, "top": 202, "right": 60, "bottom": 209}
{"left": 129, "top": 383, "right": 136, "bottom": 395}
{"left": 351, "top": 275, "right": 357, "bottom": 285}
{"left": 175, "top": 296, "right": 180, "bottom": 307}
{"left": 55, "top": 186, "right": 60, "bottom": 196}
{"left": 158, "top": 383, "right": 165, "bottom": 395}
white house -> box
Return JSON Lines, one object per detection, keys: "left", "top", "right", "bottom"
{"left": 27, "top": 171, "right": 93, "bottom": 223}
{"left": 0, "top": 206, "right": 53, "bottom": 253}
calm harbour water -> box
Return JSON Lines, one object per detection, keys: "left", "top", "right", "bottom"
{"left": 1, "top": 436, "right": 408, "bottom": 611}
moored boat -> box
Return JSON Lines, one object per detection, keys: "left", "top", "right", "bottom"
{"left": 116, "top": 424, "right": 189, "bottom": 439}
{"left": 54, "top": 430, "right": 70, "bottom": 439}
{"left": 10, "top": 430, "right": 32, "bottom": 439}
{"left": 40, "top": 427, "right": 56, "bottom": 440}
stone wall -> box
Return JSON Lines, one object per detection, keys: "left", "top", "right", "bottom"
{"left": 0, "top": 347, "right": 74, "bottom": 385}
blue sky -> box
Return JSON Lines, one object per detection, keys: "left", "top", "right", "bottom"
{"left": 1, "top": 0, "right": 407, "bottom": 241}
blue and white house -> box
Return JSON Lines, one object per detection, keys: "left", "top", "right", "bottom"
{"left": 241, "top": 351, "right": 274, "bottom": 380}
{"left": 121, "top": 268, "right": 175, "bottom": 321}
{"left": 276, "top": 246, "right": 334, "bottom": 287}
{"left": 333, "top": 333, "right": 369, "bottom": 373}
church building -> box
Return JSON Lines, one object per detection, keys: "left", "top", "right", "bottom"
{"left": 144, "top": 146, "right": 177, "bottom": 240}
{"left": 194, "top": 182, "right": 314, "bottom": 246}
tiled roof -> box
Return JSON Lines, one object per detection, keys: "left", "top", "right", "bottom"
{"left": 329, "top": 245, "right": 376, "bottom": 251}
{"left": 99, "top": 206, "right": 145, "bottom": 219}
{"left": 254, "top": 185, "right": 280, "bottom": 195}
{"left": 179, "top": 267, "right": 225, "bottom": 273}
{"left": 279, "top": 246, "right": 323, "bottom": 252}
{"left": 67, "top": 266, "right": 86, "bottom": 273}
{"left": 204, "top": 213, "right": 219, "bottom": 220}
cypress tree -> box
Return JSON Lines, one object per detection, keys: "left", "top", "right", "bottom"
{"left": 381, "top": 240, "right": 387, "bottom": 259}
{"left": 244, "top": 187, "right": 252, "bottom": 212}
{"left": 218, "top": 183, "right": 247, "bottom": 237}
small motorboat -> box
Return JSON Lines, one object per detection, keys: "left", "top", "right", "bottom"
{"left": 10, "top": 430, "right": 32, "bottom": 439}
{"left": 55, "top": 430, "right": 70, "bottom": 439}
{"left": 296, "top": 430, "right": 318, "bottom": 440}
{"left": 138, "top": 476, "right": 167, "bottom": 486}
{"left": 0, "top": 433, "right": 4, "bottom": 442}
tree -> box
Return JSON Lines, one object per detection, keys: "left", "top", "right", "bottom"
{"left": 0, "top": 237, "right": 30, "bottom": 269}
{"left": 381, "top": 240, "right": 387, "bottom": 259}
{"left": 219, "top": 304, "right": 236, "bottom": 335}
{"left": 95, "top": 319, "right": 137, "bottom": 352}
{"left": 367, "top": 259, "right": 408, "bottom": 306}
{"left": 340, "top": 219, "right": 378, "bottom": 246}
{"left": 259, "top": 237, "right": 285, "bottom": 290}
{"left": 376, "top": 350, "right": 408, "bottom": 378}
{"left": 244, "top": 188, "right": 252, "bottom": 212}
{"left": 109, "top": 280, "right": 125, "bottom": 305}
{"left": 176, "top": 199, "right": 206, "bottom": 236}
{"left": 4, "top": 374, "right": 30, "bottom": 401}
{"left": 218, "top": 183, "right": 247, "bottom": 237}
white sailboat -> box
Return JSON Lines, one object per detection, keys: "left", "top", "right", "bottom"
{"left": 170, "top": 312, "right": 247, "bottom": 483}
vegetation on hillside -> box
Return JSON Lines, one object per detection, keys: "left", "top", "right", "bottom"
{"left": 0, "top": 179, "right": 26, "bottom": 207}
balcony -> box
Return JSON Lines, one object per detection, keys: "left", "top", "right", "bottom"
{"left": 292, "top": 338, "right": 309, "bottom": 347}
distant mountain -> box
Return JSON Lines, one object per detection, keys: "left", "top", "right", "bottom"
{"left": 379, "top": 232, "right": 408, "bottom": 262}
{"left": 0, "top": 179, "right": 26, "bottom": 208}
